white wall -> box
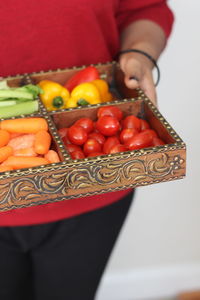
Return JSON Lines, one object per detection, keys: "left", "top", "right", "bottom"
{"left": 97, "top": 1, "right": 200, "bottom": 299}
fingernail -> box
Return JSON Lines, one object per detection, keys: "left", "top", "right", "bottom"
{"left": 129, "top": 76, "right": 139, "bottom": 81}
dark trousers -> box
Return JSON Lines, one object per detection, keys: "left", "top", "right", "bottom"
{"left": 0, "top": 191, "right": 134, "bottom": 300}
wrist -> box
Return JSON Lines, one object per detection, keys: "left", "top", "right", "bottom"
{"left": 117, "top": 49, "right": 160, "bottom": 86}
{"left": 119, "top": 50, "right": 154, "bottom": 71}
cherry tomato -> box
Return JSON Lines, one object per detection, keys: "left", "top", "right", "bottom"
{"left": 70, "top": 150, "right": 85, "bottom": 159}
{"left": 97, "top": 105, "right": 123, "bottom": 121}
{"left": 110, "top": 144, "right": 128, "bottom": 154}
{"left": 65, "top": 144, "right": 82, "bottom": 153}
{"left": 67, "top": 125, "right": 88, "bottom": 145}
{"left": 83, "top": 138, "right": 102, "bottom": 155}
{"left": 87, "top": 152, "right": 104, "bottom": 157}
{"left": 93, "top": 121, "right": 99, "bottom": 132}
{"left": 58, "top": 127, "right": 68, "bottom": 139}
{"left": 143, "top": 129, "right": 158, "bottom": 139}
{"left": 62, "top": 134, "right": 71, "bottom": 145}
{"left": 58, "top": 127, "right": 71, "bottom": 144}
{"left": 123, "top": 115, "right": 141, "bottom": 131}
{"left": 74, "top": 118, "right": 94, "bottom": 133}
{"left": 103, "top": 136, "right": 120, "bottom": 154}
{"left": 140, "top": 119, "right": 150, "bottom": 131}
{"left": 126, "top": 129, "right": 157, "bottom": 150}
{"left": 96, "top": 116, "right": 120, "bottom": 136}
{"left": 88, "top": 132, "right": 106, "bottom": 145}
{"left": 120, "top": 128, "right": 139, "bottom": 144}
{"left": 152, "top": 137, "right": 165, "bottom": 146}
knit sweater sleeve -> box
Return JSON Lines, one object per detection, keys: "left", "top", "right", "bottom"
{"left": 116, "top": 0, "right": 174, "bottom": 38}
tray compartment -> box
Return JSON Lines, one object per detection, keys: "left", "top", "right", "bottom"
{"left": 0, "top": 114, "right": 67, "bottom": 173}
{"left": 29, "top": 62, "right": 139, "bottom": 104}
{"left": 1, "top": 74, "right": 42, "bottom": 117}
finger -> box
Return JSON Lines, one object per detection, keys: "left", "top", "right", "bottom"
{"left": 119, "top": 56, "right": 157, "bottom": 105}
{"left": 140, "top": 72, "right": 157, "bottom": 106}
{"left": 124, "top": 75, "right": 140, "bottom": 90}
{"left": 120, "top": 56, "right": 142, "bottom": 81}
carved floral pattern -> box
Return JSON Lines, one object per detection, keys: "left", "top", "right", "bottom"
{"left": 0, "top": 152, "right": 185, "bottom": 210}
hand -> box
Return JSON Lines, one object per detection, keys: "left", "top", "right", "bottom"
{"left": 119, "top": 52, "right": 157, "bottom": 106}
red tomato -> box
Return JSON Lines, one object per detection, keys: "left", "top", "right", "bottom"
{"left": 120, "top": 128, "right": 139, "bottom": 144}
{"left": 88, "top": 132, "right": 106, "bottom": 145}
{"left": 64, "top": 66, "right": 99, "bottom": 92}
{"left": 83, "top": 138, "right": 102, "bottom": 155}
{"left": 152, "top": 137, "right": 165, "bottom": 146}
{"left": 58, "top": 127, "right": 68, "bottom": 139}
{"left": 97, "top": 106, "right": 123, "bottom": 121}
{"left": 140, "top": 119, "right": 150, "bottom": 131}
{"left": 93, "top": 122, "right": 99, "bottom": 132}
{"left": 65, "top": 144, "right": 82, "bottom": 153}
{"left": 87, "top": 152, "right": 104, "bottom": 157}
{"left": 70, "top": 150, "right": 85, "bottom": 159}
{"left": 123, "top": 115, "right": 141, "bottom": 131}
{"left": 143, "top": 129, "right": 158, "bottom": 139}
{"left": 110, "top": 144, "right": 128, "bottom": 154}
{"left": 96, "top": 116, "right": 120, "bottom": 136}
{"left": 103, "top": 136, "right": 120, "bottom": 154}
{"left": 62, "top": 134, "right": 71, "bottom": 145}
{"left": 74, "top": 118, "right": 94, "bottom": 133}
{"left": 67, "top": 125, "right": 88, "bottom": 145}
{"left": 126, "top": 129, "right": 157, "bottom": 150}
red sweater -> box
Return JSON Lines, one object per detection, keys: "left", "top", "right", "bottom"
{"left": 0, "top": 0, "right": 174, "bottom": 226}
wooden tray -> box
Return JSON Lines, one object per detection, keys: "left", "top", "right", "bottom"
{"left": 0, "top": 62, "right": 186, "bottom": 212}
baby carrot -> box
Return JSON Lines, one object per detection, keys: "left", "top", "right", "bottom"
{"left": 44, "top": 150, "right": 60, "bottom": 163}
{"left": 14, "top": 147, "right": 37, "bottom": 157}
{"left": 0, "top": 117, "right": 48, "bottom": 134}
{"left": 0, "top": 130, "right": 10, "bottom": 147}
{"left": 34, "top": 130, "right": 51, "bottom": 155}
{"left": 0, "top": 165, "right": 13, "bottom": 173}
{"left": 10, "top": 132, "right": 23, "bottom": 139}
{"left": 3, "top": 156, "right": 49, "bottom": 169}
{"left": 8, "top": 134, "right": 35, "bottom": 151}
{"left": 0, "top": 146, "right": 13, "bottom": 163}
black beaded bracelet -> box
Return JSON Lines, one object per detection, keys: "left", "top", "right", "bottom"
{"left": 117, "top": 49, "right": 160, "bottom": 86}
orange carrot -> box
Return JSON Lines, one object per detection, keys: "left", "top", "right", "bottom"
{"left": 44, "top": 150, "right": 60, "bottom": 163}
{"left": 0, "top": 118, "right": 48, "bottom": 134}
{"left": 14, "top": 147, "right": 37, "bottom": 157}
{"left": 34, "top": 130, "right": 51, "bottom": 155}
{"left": 0, "top": 146, "right": 13, "bottom": 163}
{"left": 3, "top": 156, "right": 49, "bottom": 169}
{"left": 0, "top": 130, "right": 10, "bottom": 147}
{"left": 10, "top": 132, "right": 23, "bottom": 139}
{"left": 8, "top": 134, "right": 35, "bottom": 151}
{"left": 0, "top": 165, "right": 13, "bottom": 173}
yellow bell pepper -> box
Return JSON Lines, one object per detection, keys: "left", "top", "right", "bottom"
{"left": 91, "top": 79, "right": 114, "bottom": 103}
{"left": 91, "top": 79, "right": 108, "bottom": 98}
{"left": 102, "top": 91, "right": 114, "bottom": 103}
{"left": 38, "top": 80, "right": 70, "bottom": 111}
{"left": 65, "top": 97, "right": 78, "bottom": 108}
{"left": 70, "top": 82, "right": 101, "bottom": 106}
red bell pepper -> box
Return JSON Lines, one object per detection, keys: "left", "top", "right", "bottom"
{"left": 64, "top": 66, "right": 100, "bottom": 91}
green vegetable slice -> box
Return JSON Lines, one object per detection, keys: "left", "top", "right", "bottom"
{"left": 0, "top": 101, "right": 39, "bottom": 119}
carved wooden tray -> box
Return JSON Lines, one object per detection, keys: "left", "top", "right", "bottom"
{"left": 0, "top": 62, "right": 186, "bottom": 212}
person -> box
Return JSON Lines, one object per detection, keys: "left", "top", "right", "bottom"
{"left": 0, "top": 1, "right": 174, "bottom": 299}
